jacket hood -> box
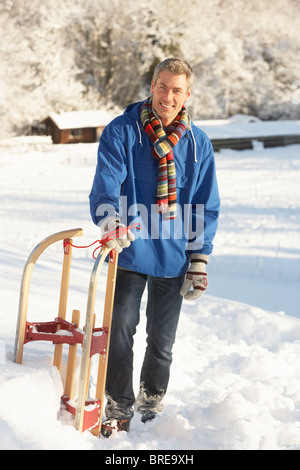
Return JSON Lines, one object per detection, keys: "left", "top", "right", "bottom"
{"left": 123, "top": 100, "right": 145, "bottom": 121}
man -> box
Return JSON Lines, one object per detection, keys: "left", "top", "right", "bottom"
{"left": 89, "top": 58, "right": 220, "bottom": 437}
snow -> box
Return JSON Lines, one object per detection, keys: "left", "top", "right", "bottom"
{"left": 46, "top": 110, "right": 118, "bottom": 130}
{"left": 0, "top": 341, "right": 5, "bottom": 365}
{"left": 195, "top": 114, "right": 300, "bottom": 139}
{"left": 0, "top": 127, "right": 300, "bottom": 450}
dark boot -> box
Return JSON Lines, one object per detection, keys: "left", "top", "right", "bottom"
{"left": 101, "top": 417, "right": 131, "bottom": 438}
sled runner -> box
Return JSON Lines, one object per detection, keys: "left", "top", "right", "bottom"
{"left": 13, "top": 225, "right": 139, "bottom": 435}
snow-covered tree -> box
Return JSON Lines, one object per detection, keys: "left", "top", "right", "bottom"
{"left": 0, "top": 0, "right": 300, "bottom": 138}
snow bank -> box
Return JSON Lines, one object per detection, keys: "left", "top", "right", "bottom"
{"left": 195, "top": 115, "right": 300, "bottom": 139}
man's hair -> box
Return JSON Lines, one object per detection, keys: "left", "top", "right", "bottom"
{"left": 152, "top": 58, "right": 194, "bottom": 90}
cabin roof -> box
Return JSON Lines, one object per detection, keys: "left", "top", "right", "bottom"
{"left": 44, "top": 110, "right": 115, "bottom": 130}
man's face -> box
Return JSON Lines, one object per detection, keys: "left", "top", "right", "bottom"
{"left": 150, "top": 70, "right": 191, "bottom": 127}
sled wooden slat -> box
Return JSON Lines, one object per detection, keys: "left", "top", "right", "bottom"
{"left": 64, "top": 309, "right": 80, "bottom": 399}
{"left": 92, "top": 252, "right": 118, "bottom": 436}
{"left": 53, "top": 238, "right": 74, "bottom": 370}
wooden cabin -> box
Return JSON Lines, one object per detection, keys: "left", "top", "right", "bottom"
{"left": 42, "top": 110, "right": 114, "bottom": 144}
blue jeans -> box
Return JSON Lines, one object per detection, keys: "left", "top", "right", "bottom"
{"left": 105, "top": 268, "right": 185, "bottom": 419}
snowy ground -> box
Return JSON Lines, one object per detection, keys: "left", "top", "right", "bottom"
{"left": 0, "top": 133, "right": 300, "bottom": 450}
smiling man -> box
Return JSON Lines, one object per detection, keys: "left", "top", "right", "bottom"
{"left": 89, "top": 58, "right": 220, "bottom": 437}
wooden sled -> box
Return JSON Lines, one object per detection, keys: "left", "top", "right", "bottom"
{"left": 13, "top": 228, "right": 118, "bottom": 435}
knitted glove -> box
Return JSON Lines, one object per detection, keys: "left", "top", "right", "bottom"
{"left": 180, "top": 254, "right": 209, "bottom": 300}
{"left": 100, "top": 216, "right": 135, "bottom": 253}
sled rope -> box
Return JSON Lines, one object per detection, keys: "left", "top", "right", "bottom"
{"left": 63, "top": 223, "right": 141, "bottom": 259}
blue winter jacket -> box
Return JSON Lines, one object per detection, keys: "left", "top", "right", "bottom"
{"left": 89, "top": 100, "right": 220, "bottom": 278}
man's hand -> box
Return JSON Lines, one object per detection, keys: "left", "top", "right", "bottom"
{"left": 100, "top": 216, "right": 135, "bottom": 253}
{"left": 180, "top": 255, "right": 208, "bottom": 300}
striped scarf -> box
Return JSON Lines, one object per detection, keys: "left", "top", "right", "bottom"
{"left": 140, "top": 97, "right": 189, "bottom": 220}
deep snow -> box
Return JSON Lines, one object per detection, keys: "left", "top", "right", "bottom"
{"left": 0, "top": 130, "right": 300, "bottom": 450}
